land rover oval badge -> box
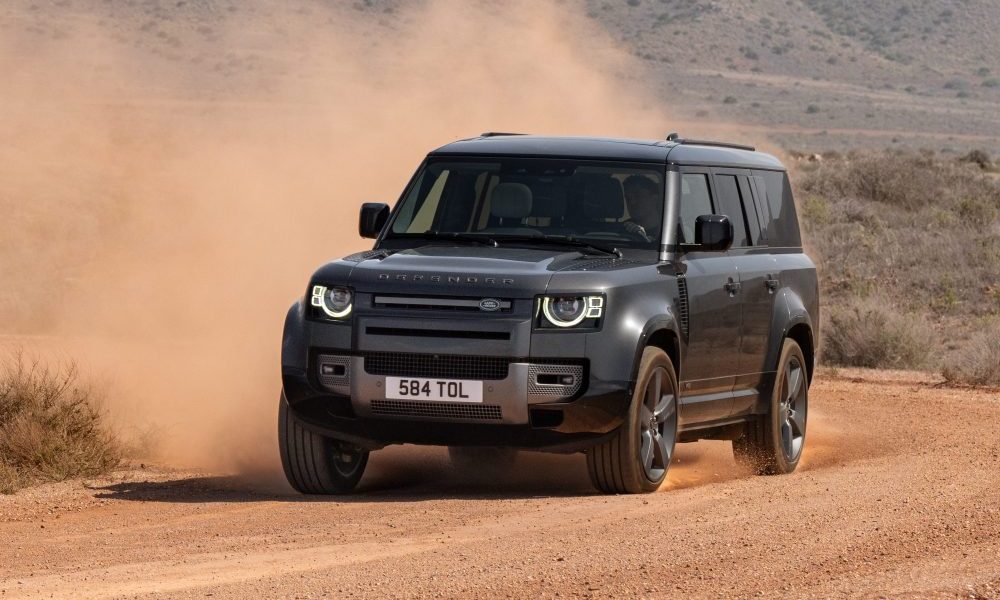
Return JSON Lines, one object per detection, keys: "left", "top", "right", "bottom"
{"left": 479, "top": 298, "right": 502, "bottom": 312}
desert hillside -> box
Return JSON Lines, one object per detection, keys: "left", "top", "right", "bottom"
{"left": 4, "top": 0, "right": 1000, "bottom": 152}
{"left": 597, "top": 0, "right": 1000, "bottom": 151}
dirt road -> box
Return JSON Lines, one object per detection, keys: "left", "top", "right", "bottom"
{"left": 1, "top": 370, "right": 998, "bottom": 599}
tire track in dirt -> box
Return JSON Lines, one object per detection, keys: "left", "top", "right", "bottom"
{"left": 2, "top": 370, "right": 999, "bottom": 599}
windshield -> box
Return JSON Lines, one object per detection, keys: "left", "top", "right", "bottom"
{"left": 384, "top": 158, "right": 665, "bottom": 250}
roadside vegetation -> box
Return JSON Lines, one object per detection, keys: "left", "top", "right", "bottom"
{"left": 793, "top": 149, "right": 1000, "bottom": 386}
{"left": 0, "top": 353, "right": 121, "bottom": 494}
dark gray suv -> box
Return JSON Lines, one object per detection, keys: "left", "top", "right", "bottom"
{"left": 279, "top": 133, "right": 819, "bottom": 494}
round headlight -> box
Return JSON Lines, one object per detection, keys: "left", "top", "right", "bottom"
{"left": 311, "top": 285, "right": 353, "bottom": 318}
{"left": 542, "top": 296, "right": 586, "bottom": 327}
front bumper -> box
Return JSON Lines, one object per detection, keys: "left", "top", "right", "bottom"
{"left": 280, "top": 292, "right": 637, "bottom": 452}
{"left": 281, "top": 359, "right": 629, "bottom": 452}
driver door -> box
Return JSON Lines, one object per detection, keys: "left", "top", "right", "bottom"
{"left": 675, "top": 169, "right": 741, "bottom": 426}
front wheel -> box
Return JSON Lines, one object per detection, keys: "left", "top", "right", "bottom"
{"left": 587, "top": 347, "right": 679, "bottom": 494}
{"left": 733, "top": 338, "right": 808, "bottom": 474}
{"left": 278, "top": 392, "right": 368, "bottom": 494}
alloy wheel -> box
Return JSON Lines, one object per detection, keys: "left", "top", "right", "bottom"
{"left": 638, "top": 366, "right": 677, "bottom": 482}
{"left": 778, "top": 356, "right": 807, "bottom": 462}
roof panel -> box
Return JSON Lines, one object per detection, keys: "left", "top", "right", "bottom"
{"left": 666, "top": 144, "right": 785, "bottom": 170}
{"left": 430, "top": 136, "right": 670, "bottom": 162}
{"left": 429, "top": 135, "right": 785, "bottom": 170}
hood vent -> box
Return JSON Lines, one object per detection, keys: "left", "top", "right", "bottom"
{"left": 344, "top": 249, "right": 394, "bottom": 262}
{"left": 558, "top": 258, "right": 642, "bottom": 272}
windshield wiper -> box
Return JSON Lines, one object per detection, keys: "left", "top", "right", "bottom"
{"left": 405, "top": 231, "right": 499, "bottom": 247}
{"left": 489, "top": 235, "right": 623, "bottom": 258}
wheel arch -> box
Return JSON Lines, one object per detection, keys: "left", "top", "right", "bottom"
{"left": 786, "top": 322, "right": 815, "bottom": 384}
{"left": 281, "top": 299, "right": 308, "bottom": 370}
{"left": 631, "top": 318, "right": 683, "bottom": 393}
{"left": 767, "top": 288, "right": 816, "bottom": 383}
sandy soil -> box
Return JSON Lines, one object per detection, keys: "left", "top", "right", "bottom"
{"left": 1, "top": 369, "right": 998, "bottom": 600}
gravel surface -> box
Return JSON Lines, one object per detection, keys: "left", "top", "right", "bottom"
{"left": 1, "top": 370, "right": 998, "bottom": 599}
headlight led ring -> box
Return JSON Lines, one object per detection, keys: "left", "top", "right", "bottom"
{"left": 541, "top": 296, "right": 603, "bottom": 328}
{"left": 311, "top": 285, "right": 353, "bottom": 319}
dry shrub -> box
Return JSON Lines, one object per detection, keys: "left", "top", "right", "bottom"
{"left": 942, "top": 323, "right": 1000, "bottom": 386}
{"left": 0, "top": 353, "right": 120, "bottom": 493}
{"left": 800, "top": 151, "right": 1000, "bottom": 211}
{"left": 822, "top": 298, "right": 934, "bottom": 369}
{"left": 796, "top": 151, "right": 1000, "bottom": 373}
{"left": 959, "top": 149, "right": 994, "bottom": 170}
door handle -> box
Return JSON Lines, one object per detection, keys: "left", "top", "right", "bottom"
{"left": 724, "top": 278, "right": 741, "bottom": 296}
{"left": 765, "top": 275, "right": 780, "bottom": 292}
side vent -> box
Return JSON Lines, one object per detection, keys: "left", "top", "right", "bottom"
{"left": 676, "top": 276, "right": 690, "bottom": 339}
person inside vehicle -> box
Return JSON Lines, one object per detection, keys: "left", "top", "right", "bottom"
{"left": 622, "top": 175, "right": 662, "bottom": 243}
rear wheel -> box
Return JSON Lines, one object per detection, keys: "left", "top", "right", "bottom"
{"left": 587, "top": 347, "right": 678, "bottom": 494}
{"left": 733, "top": 338, "right": 808, "bottom": 474}
{"left": 278, "top": 392, "right": 368, "bottom": 494}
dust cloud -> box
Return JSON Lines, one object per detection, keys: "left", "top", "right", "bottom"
{"left": 0, "top": 1, "right": 669, "bottom": 480}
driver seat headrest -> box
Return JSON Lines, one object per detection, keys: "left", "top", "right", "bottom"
{"left": 490, "top": 182, "right": 533, "bottom": 220}
{"left": 581, "top": 176, "right": 625, "bottom": 220}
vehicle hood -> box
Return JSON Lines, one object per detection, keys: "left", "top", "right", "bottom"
{"left": 312, "top": 245, "right": 653, "bottom": 297}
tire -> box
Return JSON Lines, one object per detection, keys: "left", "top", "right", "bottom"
{"left": 733, "top": 338, "right": 808, "bottom": 475}
{"left": 278, "top": 391, "right": 368, "bottom": 494}
{"left": 447, "top": 446, "right": 519, "bottom": 472}
{"left": 587, "top": 347, "right": 679, "bottom": 494}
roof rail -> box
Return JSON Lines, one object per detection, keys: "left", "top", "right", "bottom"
{"left": 480, "top": 131, "right": 527, "bottom": 138}
{"left": 666, "top": 132, "right": 755, "bottom": 152}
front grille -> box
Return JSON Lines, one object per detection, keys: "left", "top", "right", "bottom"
{"left": 372, "top": 295, "right": 512, "bottom": 312}
{"left": 365, "top": 327, "right": 510, "bottom": 341}
{"left": 362, "top": 352, "right": 511, "bottom": 380}
{"left": 370, "top": 399, "right": 503, "bottom": 421}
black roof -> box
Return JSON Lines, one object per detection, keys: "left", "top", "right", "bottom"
{"left": 430, "top": 135, "right": 785, "bottom": 171}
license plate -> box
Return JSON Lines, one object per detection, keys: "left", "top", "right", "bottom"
{"left": 385, "top": 377, "right": 483, "bottom": 403}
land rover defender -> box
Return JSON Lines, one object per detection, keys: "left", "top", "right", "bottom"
{"left": 279, "top": 133, "right": 819, "bottom": 494}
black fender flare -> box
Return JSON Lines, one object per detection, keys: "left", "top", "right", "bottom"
{"left": 281, "top": 299, "right": 308, "bottom": 371}
{"left": 628, "top": 314, "right": 684, "bottom": 397}
{"left": 765, "top": 288, "right": 815, "bottom": 377}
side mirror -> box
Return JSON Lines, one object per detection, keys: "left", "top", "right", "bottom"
{"left": 694, "top": 214, "right": 733, "bottom": 252}
{"left": 359, "top": 203, "right": 390, "bottom": 239}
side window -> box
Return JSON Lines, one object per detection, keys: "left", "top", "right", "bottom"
{"left": 755, "top": 170, "right": 802, "bottom": 247}
{"left": 678, "top": 173, "right": 713, "bottom": 244}
{"left": 713, "top": 174, "right": 749, "bottom": 247}
{"left": 738, "top": 176, "right": 762, "bottom": 245}
{"left": 751, "top": 175, "right": 772, "bottom": 243}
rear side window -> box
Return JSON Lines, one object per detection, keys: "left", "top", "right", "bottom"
{"left": 754, "top": 170, "right": 802, "bottom": 247}
{"left": 737, "top": 176, "right": 762, "bottom": 245}
{"left": 713, "top": 175, "right": 749, "bottom": 247}
{"left": 678, "top": 173, "right": 713, "bottom": 244}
